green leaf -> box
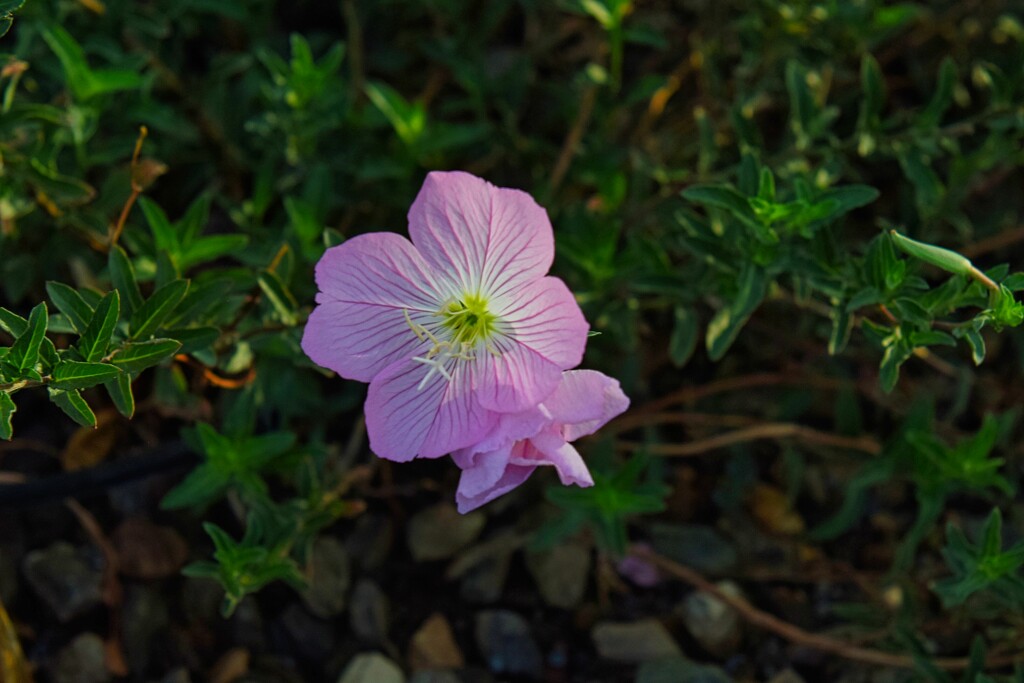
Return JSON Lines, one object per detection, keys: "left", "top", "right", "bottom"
{"left": 257, "top": 271, "right": 298, "bottom": 325}
{"left": 955, "top": 324, "right": 986, "bottom": 365}
{"left": 856, "top": 53, "right": 885, "bottom": 152}
{"left": 0, "top": 392, "right": 15, "bottom": 440}
{"left": 706, "top": 265, "right": 767, "bottom": 361}
{"left": 0, "top": 0, "right": 24, "bottom": 38}
{"left": 41, "top": 25, "right": 144, "bottom": 101}
{"left": 46, "top": 282, "right": 95, "bottom": 334}
{"left": 161, "top": 464, "right": 231, "bottom": 510}
{"left": 364, "top": 81, "right": 426, "bottom": 147}
{"left": 180, "top": 235, "right": 249, "bottom": 269}
{"left": 682, "top": 185, "right": 757, "bottom": 225}
{"left": 138, "top": 196, "right": 179, "bottom": 253}
{"left": 110, "top": 339, "right": 181, "bottom": 374}
{"left": 786, "top": 60, "right": 818, "bottom": 148}
{"left": 130, "top": 279, "right": 190, "bottom": 340}
{"left": 52, "top": 361, "right": 122, "bottom": 391}
{"left": 47, "top": 387, "right": 96, "bottom": 427}
{"left": 668, "top": 307, "right": 699, "bottom": 367}
{"left": 77, "top": 291, "right": 120, "bottom": 362}
{"left": 109, "top": 245, "right": 143, "bottom": 314}
{"left": 164, "top": 326, "right": 219, "bottom": 354}
{"left": 829, "top": 305, "right": 853, "bottom": 355}
{"left": 0, "top": 307, "right": 27, "bottom": 337}
{"left": 105, "top": 371, "right": 135, "bottom": 418}
{"left": 918, "top": 57, "right": 957, "bottom": 128}
{"left": 6, "top": 303, "right": 47, "bottom": 372}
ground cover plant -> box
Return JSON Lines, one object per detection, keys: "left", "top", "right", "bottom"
{"left": 1, "top": 0, "right": 1024, "bottom": 681}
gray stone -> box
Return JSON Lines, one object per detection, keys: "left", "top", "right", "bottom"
{"left": 679, "top": 581, "right": 741, "bottom": 656}
{"left": 231, "top": 594, "right": 266, "bottom": 650}
{"left": 767, "top": 670, "right": 807, "bottom": 683}
{"left": 337, "top": 653, "right": 405, "bottom": 683}
{"left": 637, "top": 657, "right": 734, "bottom": 683}
{"left": 182, "top": 576, "right": 223, "bottom": 624}
{"left": 302, "top": 536, "right": 351, "bottom": 618}
{"left": 408, "top": 672, "right": 461, "bottom": 683}
{"left": 650, "top": 523, "right": 738, "bottom": 575}
{"left": 122, "top": 586, "right": 170, "bottom": 675}
{"left": 459, "top": 554, "right": 510, "bottom": 604}
{"left": 592, "top": 619, "right": 682, "bottom": 663}
{"left": 525, "top": 542, "right": 591, "bottom": 609}
{"left": 350, "top": 578, "right": 390, "bottom": 644}
{"left": 346, "top": 514, "right": 393, "bottom": 571}
{"left": 158, "top": 669, "right": 193, "bottom": 683}
{"left": 474, "top": 610, "right": 542, "bottom": 679}
{"left": 408, "top": 503, "right": 486, "bottom": 562}
{"left": 409, "top": 613, "right": 463, "bottom": 671}
{"left": 280, "top": 603, "right": 336, "bottom": 661}
{"left": 22, "top": 542, "right": 103, "bottom": 622}
{"left": 52, "top": 633, "right": 110, "bottom": 683}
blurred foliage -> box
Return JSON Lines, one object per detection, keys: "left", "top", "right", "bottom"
{"left": 2, "top": 0, "right": 1024, "bottom": 675}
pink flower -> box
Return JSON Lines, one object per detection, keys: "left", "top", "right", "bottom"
{"left": 301, "top": 171, "right": 589, "bottom": 461}
{"left": 451, "top": 370, "right": 630, "bottom": 513}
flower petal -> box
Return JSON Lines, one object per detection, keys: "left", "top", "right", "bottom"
{"left": 495, "top": 277, "right": 588, "bottom": 370}
{"left": 542, "top": 370, "right": 630, "bottom": 441}
{"left": 302, "top": 300, "right": 432, "bottom": 382}
{"left": 419, "top": 363, "right": 497, "bottom": 458}
{"left": 364, "top": 357, "right": 449, "bottom": 462}
{"left": 315, "top": 232, "right": 442, "bottom": 309}
{"left": 452, "top": 406, "right": 550, "bottom": 468}
{"left": 407, "top": 171, "right": 554, "bottom": 297}
{"left": 517, "top": 432, "right": 594, "bottom": 488}
{"left": 453, "top": 445, "right": 513, "bottom": 499}
{"left": 303, "top": 233, "right": 444, "bottom": 381}
{"left": 456, "top": 443, "right": 536, "bottom": 513}
{"left": 473, "top": 336, "right": 563, "bottom": 413}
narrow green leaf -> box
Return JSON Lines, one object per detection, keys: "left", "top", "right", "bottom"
{"left": 52, "top": 361, "right": 122, "bottom": 390}
{"left": 110, "top": 339, "right": 181, "bottom": 373}
{"left": 109, "top": 245, "right": 143, "bottom": 313}
{"left": 46, "top": 281, "right": 94, "bottom": 333}
{"left": 829, "top": 306, "right": 853, "bottom": 355}
{"left": 7, "top": 303, "right": 48, "bottom": 372}
{"left": 164, "top": 326, "right": 219, "bottom": 354}
{"left": 47, "top": 387, "right": 96, "bottom": 427}
{"left": 130, "top": 279, "right": 190, "bottom": 340}
{"left": 180, "top": 235, "right": 249, "bottom": 269}
{"left": 918, "top": 57, "right": 957, "bottom": 128}
{"left": 138, "top": 196, "right": 179, "bottom": 253}
{"left": 257, "top": 271, "right": 298, "bottom": 325}
{"left": 104, "top": 370, "right": 135, "bottom": 418}
{"left": 77, "top": 291, "right": 120, "bottom": 362}
{"left": 0, "top": 392, "right": 15, "bottom": 440}
{"left": 668, "top": 306, "right": 699, "bottom": 367}
{"left": 0, "top": 307, "right": 27, "bottom": 337}
{"left": 161, "top": 464, "right": 230, "bottom": 510}
{"left": 706, "top": 265, "right": 767, "bottom": 361}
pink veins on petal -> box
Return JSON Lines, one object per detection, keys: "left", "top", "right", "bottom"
{"left": 301, "top": 170, "right": 589, "bottom": 462}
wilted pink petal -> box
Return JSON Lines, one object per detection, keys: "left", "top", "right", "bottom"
{"left": 453, "top": 371, "right": 629, "bottom": 512}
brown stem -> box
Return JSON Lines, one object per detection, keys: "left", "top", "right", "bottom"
{"left": 638, "top": 372, "right": 846, "bottom": 414}
{"left": 618, "top": 422, "right": 881, "bottom": 457}
{"left": 107, "top": 126, "right": 148, "bottom": 250}
{"left": 641, "top": 549, "right": 1023, "bottom": 671}
{"left": 549, "top": 84, "right": 598, "bottom": 194}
